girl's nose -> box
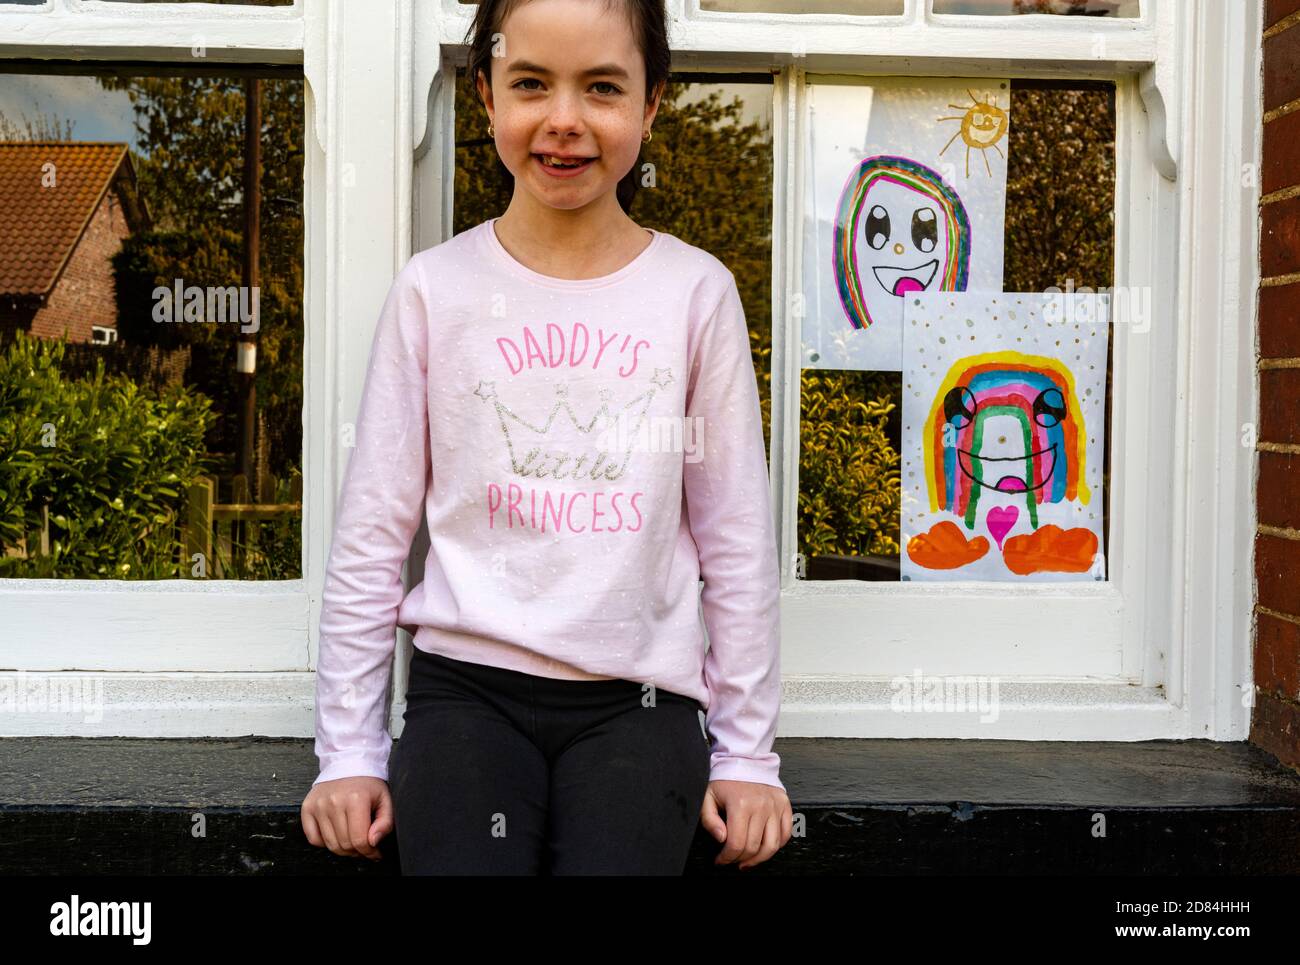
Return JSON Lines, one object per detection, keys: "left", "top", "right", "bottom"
{"left": 544, "top": 91, "right": 586, "bottom": 135}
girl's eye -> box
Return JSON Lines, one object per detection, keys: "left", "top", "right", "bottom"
{"left": 511, "top": 78, "right": 621, "bottom": 95}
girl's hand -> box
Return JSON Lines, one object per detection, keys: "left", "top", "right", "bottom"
{"left": 301, "top": 777, "right": 394, "bottom": 862}
{"left": 700, "top": 780, "right": 792, "bottom": 870}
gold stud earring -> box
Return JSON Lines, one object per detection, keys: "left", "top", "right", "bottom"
{"left": 488, "top": 122, "right": 495, "bottom": 138}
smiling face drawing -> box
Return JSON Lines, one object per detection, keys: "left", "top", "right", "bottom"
{"left": 862, "top": 178, "right": 949, "bottom": 302}
{"left": 833, "top": 156, "right": 971, "bottom": 332}
{"left": 924, "top": 352, "right": 1090, "bottom": 533}
{"left": 937, "top": 92, "right": 1010, "bottom": 179}
{"left": 944, "top": 384, "right": 1066, "bottom": 496}
{"left": 963, "top": 103, "right": 1008, "bottom": 148}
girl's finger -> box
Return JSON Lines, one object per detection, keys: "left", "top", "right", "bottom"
{"left": 716, "top": 807, "right": 752, "bottom": 865}
{"left": 754, "top": 812, "right": 783, "bottom": 867}
{"left": 317, "top": 809, "right": 347, "bottom": 856}
{"left": 370, "top": 787, "right": 395, "bottom": 846}
{"left": 699, "top": 788, "right": 727, "bottom": 841}
{"left": 738, "top": 803, "right": 767, "bottom": 866}
{"left": 301, "top": 806, "right": 322, "bottom": 847}
{"left": 346, "top": 798, "right": 380, "bottom": 859}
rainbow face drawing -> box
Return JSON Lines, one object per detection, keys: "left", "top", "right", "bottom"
{"left": 923, "top": 351, "right": 1090, "bottom": 532}
{"left": 833, "top": 155, "right": 971, "bottom": 332}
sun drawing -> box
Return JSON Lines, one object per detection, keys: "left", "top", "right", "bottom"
{"left": 937, "top": 90, "right": 1009, "bottom": 179}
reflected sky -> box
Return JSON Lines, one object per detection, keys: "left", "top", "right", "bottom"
{"left": 0, "top": 73, "right": 139, "bottom": 147}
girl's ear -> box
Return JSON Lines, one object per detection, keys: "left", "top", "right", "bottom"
{"left": 476, "top": 68, "right": 495, "bottom": 118}
{"left": 644, "top": 79, "right": 665, "bottom": 127}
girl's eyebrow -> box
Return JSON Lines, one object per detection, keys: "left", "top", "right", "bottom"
{"left": 505, "top": 59, "right": 630, "bottom": 80}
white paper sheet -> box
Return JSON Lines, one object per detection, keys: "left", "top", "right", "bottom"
{"left": 802, "top": 77, "right": 1011, "bottom": 372}
{"left": 900, "top": 290, "right": 1109, "bottom": 582}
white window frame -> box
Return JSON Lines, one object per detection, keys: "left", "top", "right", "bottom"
{"left": 0, "top": 0, "right": 1258, "bottom": 751}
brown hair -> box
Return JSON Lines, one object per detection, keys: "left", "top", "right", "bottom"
{"left": 462, "top": 0, "right": 670, "bottom": 214}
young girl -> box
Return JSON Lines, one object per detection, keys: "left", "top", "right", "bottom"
{"left": 300, "top": 0, "right": 791, "bottom": 875}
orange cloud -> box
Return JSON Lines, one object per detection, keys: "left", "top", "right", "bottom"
{"left": 907, "top": 520, "right": 989, "bottom": 570}
{"left": 1002, "top": 525, "right": 1098, "bottom": 575}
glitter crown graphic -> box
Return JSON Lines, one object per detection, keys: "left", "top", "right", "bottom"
{"left": 473, "top": 368, "right": 674, "bottom": 481}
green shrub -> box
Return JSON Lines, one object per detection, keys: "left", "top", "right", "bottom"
{"left": 797, "top": 369, "right": 901, "bottom": 560}
{"left": 0, "top": 330, "right": 217, "bottom": 578}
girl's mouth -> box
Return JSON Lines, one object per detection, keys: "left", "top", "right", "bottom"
{"left": 533, "top": 154, "right": 596, "bottom": 177}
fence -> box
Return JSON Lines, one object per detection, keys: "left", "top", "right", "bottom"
{"left": 5, "top": 470, "right": 301, "bottom": 579}
{"left": 181, "top": 471, "right": 303, "bottom": 578}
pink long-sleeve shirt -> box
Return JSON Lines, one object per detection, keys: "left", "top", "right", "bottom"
{"left": 312, "top": 217, "right": 784, "bottom": 790}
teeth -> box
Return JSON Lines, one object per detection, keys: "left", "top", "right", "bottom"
{"left": 541, "top": 155, "right": 585, "bottom": 167}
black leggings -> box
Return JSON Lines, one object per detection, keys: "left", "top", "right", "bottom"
{"left": 388, "top": 646, "right": 711, "bottom": 875}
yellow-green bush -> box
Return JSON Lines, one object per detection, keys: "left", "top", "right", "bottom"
{"left": 0, "top": 331, "right": 217, "bottom": 578}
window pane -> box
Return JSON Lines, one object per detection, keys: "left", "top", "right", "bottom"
{"left": 932, "top": 0, "right": 1139, "bottom": 16}
{"left": 797, "top": 79, "right": 1116, "bottom": 582}
{"left": 700, "top": 0, "right": 901, "bottom": 13}
{"left": 0, "top": 64, "right": 304, "bottom": 580}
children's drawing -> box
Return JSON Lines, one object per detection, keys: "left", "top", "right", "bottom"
{"left": 937, "top": 90, "right": 1010, "bottom": 179}
{"left": 900, "top": 290, "right": 1108, "bottom": 582}
{"left": 802, "top": 77, "right": 1010, "bottom": 372}
{"left": 833, "top": 155, "right": 971, "bottom": 334}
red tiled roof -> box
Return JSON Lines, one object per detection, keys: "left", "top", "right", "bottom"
{"left": 0, "top": 142, "right": 139, "bottom": 298}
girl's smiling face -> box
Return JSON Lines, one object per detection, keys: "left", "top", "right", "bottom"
{"left": 477, "top": 0, "right": 660, "bottom": 213}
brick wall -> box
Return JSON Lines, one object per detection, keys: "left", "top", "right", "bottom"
{"left": 25, "top": 186, "right": 131, "bottom": 343}
{"left": 1253, "top": 0, "right": 1300, "bottom": 772}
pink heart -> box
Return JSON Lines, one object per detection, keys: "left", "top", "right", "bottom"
{"left": 986, "top": 506, "right": 1019, "bottom": 550}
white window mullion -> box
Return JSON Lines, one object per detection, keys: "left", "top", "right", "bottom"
{"left": 302, "top": 0, "right": 413, "bottom": 690}
{"left": 772, "top": 66, "right": 801, "bottom": 589}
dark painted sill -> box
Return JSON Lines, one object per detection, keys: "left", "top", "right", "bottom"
{"left": 2, "top": 737, "right": 1298, "bottom": 874}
